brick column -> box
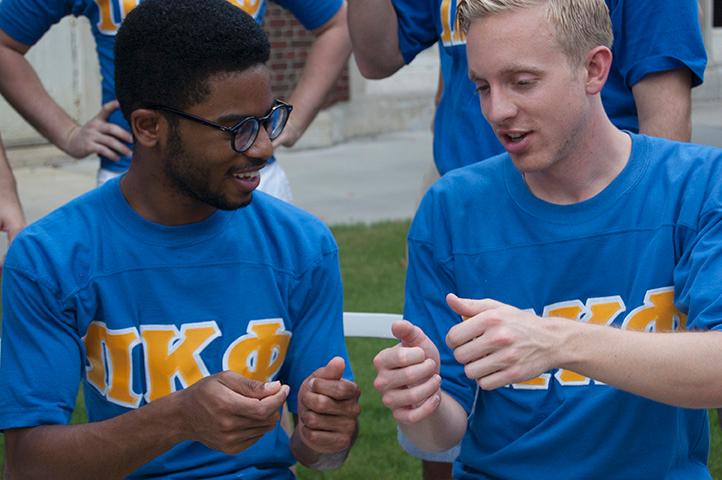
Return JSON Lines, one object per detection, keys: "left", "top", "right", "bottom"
{"left": 263, "top": 5, "right": 349, "bottom": 108}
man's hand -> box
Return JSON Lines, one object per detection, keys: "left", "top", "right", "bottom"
{"left": 446, "top": 293, "right": 559, "bottom": 390}
{"left": 296, "top": 357, "right": 360, "bottom": 455}
{"left": 177, "top": 371, "right": 289, "bottom": 454}
{"left": 63, "top": 100, "right": 133, "bottom": 161}
{"left": 373, "top": 320, "right": 442, "bottom": 424}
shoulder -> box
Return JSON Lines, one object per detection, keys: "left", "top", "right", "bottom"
{"left": 633, "top": 134, "right": 722, "bottom": 218}
{"left": 410, "top": 153, "right": 508, "bottom": 244}
{"left": 5, "top": 187, "right": 106, "bottom": 293}
{"left": 240, "top": 192, "right": 338, "bottom": 271}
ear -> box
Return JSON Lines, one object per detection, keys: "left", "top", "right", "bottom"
{"left": 130, "top": 109, "right": 164, "bottom": 147}
{"left": 583, "top": 46, "right": 612, "bottom": 95}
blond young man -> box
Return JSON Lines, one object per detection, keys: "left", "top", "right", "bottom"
{"left": 373, "top": 1, "right": 722, "bottom": 477}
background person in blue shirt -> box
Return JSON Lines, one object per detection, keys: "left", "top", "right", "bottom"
{"left": 0, "top": 0, "right": 351, "bottom": 201}
{"left": 348, "top": 0, "right": 706, "bottom": 177}
{"left": 0, "top": 1, "right": 359, "bottom": 477}
{"left": 373, "top": 0, "right": 722, "bottom": 478}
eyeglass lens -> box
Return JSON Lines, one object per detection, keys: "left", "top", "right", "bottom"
{"left": 233, "top": 104, "right": 289, "bottom": 152}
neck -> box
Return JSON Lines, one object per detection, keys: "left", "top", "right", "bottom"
{"left": 121, "top": 154, "right": 216, "bottom": 226}
{"left": 523, "top": 108, "right": 632, "bottom": 205}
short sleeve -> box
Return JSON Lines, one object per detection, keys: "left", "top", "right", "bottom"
{"left": 404, "top": 192, "right": 477, "bottom": 413}
{"left": 279, "top": 246, "right": 352, "bottom": 413}
{"left": 393, "top": 0, "right": 439, "bottom": 64}
{"left": 0, "top": 265, "right": 83, "bottom": 430}
{"left": 612, "top": 0, "right": 706, "bottom": 88}
{"left": 675, "top": 208, "right": 722, "bottom": 333}
{"left": 0, "top": 0, "right": 75, "bottom": 46}
{"left": 273, "top": 0, "right": 343, "bottom": 31}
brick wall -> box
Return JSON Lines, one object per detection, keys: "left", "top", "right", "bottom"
{"left": 263, "top": 5, "right": 349, "bottom": 108}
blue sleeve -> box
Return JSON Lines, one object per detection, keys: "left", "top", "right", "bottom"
{"left": 393, "top": 0, "right": 439, "bottom": 64}
{"left": 675, "top": 209, "right": 722, "bottom": 333}
{"left": 273, "top": 0, "right": 343, "bottom": 31}
{"left": 0, "top": 0, "right": 76, "bottom": 46}
{"left": 611, "top": 0, "right": 706, "bottom": 88}
{"left": 0, "top": 265, "right": 82, "bottom": 430}
{"left": 280, "top": 246, "right": 352, "bottom": 413}
{"left": 404, "top": 192, "right": 476, "bottom": 414}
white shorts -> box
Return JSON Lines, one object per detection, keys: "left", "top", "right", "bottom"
{"left": 97, "top": 167, "right": 122, "bottom": 186}
{"left": 98, "top": 161, "right": 293, "bottom": 204}
{"left": 258, "top": 161, "right": 293, "bottom": 203}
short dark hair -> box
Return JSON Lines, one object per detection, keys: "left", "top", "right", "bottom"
{"left": 114, "top": 0, "right": 270, "bottom": 120}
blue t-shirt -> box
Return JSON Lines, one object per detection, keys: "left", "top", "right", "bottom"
{"left": 0, "top": 0, "right": 342, "bottom": 172}
{"left": 405, "top": 134, "right": 722, "bottom": 479}
{"left": 0, "top": 178, "right": 352, "bottom": 479}
{"left": 393, "top": 0, "right": 707, "bottom": 175}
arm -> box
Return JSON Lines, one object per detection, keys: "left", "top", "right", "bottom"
{"left": 5, "top": 373, "right": 289, "bottom": 479}
{"left": 632, "top": 68, "right": 693, "bottom": 141}
{"left": 347, "top": 0, "right": 405, "bottom": 78}
{"left": 0, "top": 134, "right": 25, "bottom": 244}
{"left": 446, "top": 295, "right": 722, "bottom": 408}
{"left": 274, "top": 2, "right": 352, "bottom": 147}
{"left": 0, "top": 29, "right": 132, "bottom": 160}
{"left": 291, "top": 357, "right": 360, "bottom": 470}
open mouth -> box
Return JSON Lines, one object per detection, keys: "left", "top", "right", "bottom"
{"left": 232, "top": 169, "right": 260, "bottom": 181}
{"left": 504, "top": 132, "right": 528, "bottom": 143}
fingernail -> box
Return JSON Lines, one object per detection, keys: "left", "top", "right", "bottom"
{"left": 265, "top": 380, "right": 281, "bottom": 388}
{"left": 309, "top": 378, "right": 316, "bottom": 390}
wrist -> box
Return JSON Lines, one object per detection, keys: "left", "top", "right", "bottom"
{"left": 549, "top": 316, "right": 587, "bottom": 370}
{"left": 291, "top": 425, "right": 351, "bottom": 470}
{"left": 61, "top": 124, "right": 81, "bottom": 153}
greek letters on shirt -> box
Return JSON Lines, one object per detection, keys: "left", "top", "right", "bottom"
{"left": 94, "top": 0, "right": 264, "bottom": 34}
{"left": 439, "top": 0, "right": 466, "bottom": 47}
{"left": 84, "top": 318, "right": 291, "bottom": 408}
{"left": 511, "top": 287, "right": 687, "bottom": 390}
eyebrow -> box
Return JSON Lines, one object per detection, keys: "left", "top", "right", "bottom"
{"left": 216, "top": 103, "right": 274, "bottom": 124}
{"left": 469, "top": 65, "right": 544, "bottom": 82}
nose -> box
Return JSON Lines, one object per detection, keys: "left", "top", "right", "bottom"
{"left": 482, "top": 88, "right": 518, "bottom": 126}
{"left": 244, "top": 126, "right": 273, "bottom": 165}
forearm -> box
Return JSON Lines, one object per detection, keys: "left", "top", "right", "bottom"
{"left": 0, "top": 137, "right": 21, "bottom": 207}
{"left": 0, "top": 39, "right": 78, "bottom": 152}
{"left": 559, "top": 321, "right": 722, "bottom": 408}
{"left": 398, "top": 391, "right": 467, "bottom": 452}
{"left": 286, "top": 6, "right": 352, "bottom": 135}
{"left": 290, "top": 421, "right": 357, "bottom": 470}
{"left": 347, "top": 0, "right": 404, "bottom": 78}
{"left": 4, "top": 394, "right": 185, "bottom": 479}
{"left": 632, "top": 69, "right": 693, "bottom": 142}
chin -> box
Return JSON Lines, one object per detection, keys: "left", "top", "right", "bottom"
{"left": 204, "top": 191, "right": 254, "bottom": 211}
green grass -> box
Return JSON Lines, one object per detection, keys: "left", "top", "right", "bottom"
{"left": 2, "top": 220, "right": 721, "bottom": 478}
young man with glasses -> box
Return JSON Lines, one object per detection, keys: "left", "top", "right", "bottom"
{"left": 373, "top": 0, "right": 722, "bottom": 478}
{"left": 0, "top": 1, "right": 359, "bottom": 477}
{"left": 0, "top": 0, "right": 350, "bottom": 202}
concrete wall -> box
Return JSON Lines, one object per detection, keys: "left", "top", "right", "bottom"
{"left": 0, "top": 17, "right": 100, "bottom": 147}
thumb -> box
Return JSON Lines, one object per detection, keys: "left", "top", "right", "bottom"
{"left": 311, "top": 356, "right": 346, "bottom": 381}
{"left": 392, "top": 320, "right": 429, "bottom": 348}
{"left": 446, "top": 293, "right": 501, "bottom": 319}
{"left": 99, "top": 100, "right": 120, "bottom": 119}
{"left": 219, "top": 371, "right": 282, "bottom": 399}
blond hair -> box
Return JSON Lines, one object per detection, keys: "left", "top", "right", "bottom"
{"left": 457, "top": 0, "right": 612, "bottom": 65}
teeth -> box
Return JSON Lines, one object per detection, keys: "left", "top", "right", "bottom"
{"left": 234, "top": 170, "right": 260, "bottom": 180}
{"left": 508, "top": 133, "right": 525, "bottom": 140}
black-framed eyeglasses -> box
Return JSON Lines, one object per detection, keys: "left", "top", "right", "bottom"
{"left": 148, "top": 100, "right": 293, "bottom": 153}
